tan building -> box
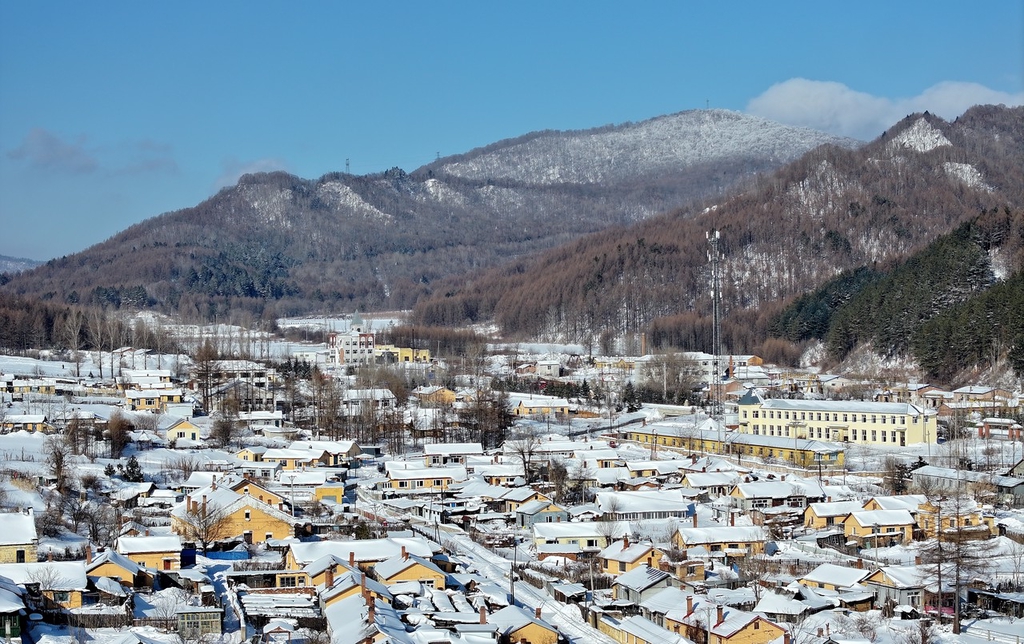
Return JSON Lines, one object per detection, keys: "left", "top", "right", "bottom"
{"left": 0, "top": 510, "right": 38, "bottom": 564}
{"left": 737, "top": 390, "right": 938, "bottom": 445}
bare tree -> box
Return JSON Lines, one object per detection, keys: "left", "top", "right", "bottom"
{"left": 506, "top": 428, "right": 542, "bottom": 483}
{"left": 44, "top": 435, "right": 72, "bottom": 493}
{"left": 176, "top": 499, "right": 232, "bottom": 554}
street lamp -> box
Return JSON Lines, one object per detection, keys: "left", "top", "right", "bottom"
{"left": 286, "top": 473, "right": 296, "bottom": 517}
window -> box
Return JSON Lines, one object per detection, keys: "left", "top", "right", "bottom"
{"left": 244, "top": 510, "right": 251, "bottom": 521}
{"left": 15, "top": 550, "right": 24, "bottom": 563}
{"left": 618, "top": 561, "right": 626, "bottom": 572}
{"left": 53, "top": 591, "right": 70, "bottom": 603}
{"left": 871, "top": 431, "right": 877, "bottom": 441}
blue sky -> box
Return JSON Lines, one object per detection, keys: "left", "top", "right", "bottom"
{"left": 1, "top": 2, "right": 1022, "bottom": 261}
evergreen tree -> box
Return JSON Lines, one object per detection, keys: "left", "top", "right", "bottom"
{"left": 123, "top": 455, "right": 144, "bottom": 482}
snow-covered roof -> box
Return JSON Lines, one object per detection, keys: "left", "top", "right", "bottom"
{"left": 0, "top": 511, "right": 37, "bottom": 545}
{"left": 800, "top": 563, "right": 870, "bottom": 588}
{"left": 116, "top": 535, "right": 182, "bottom": 554}
{"left": 0, "top": 561, "right": 88, "bottom": 590}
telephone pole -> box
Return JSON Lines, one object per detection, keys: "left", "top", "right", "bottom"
{"left": 707, "top": 230, "right": 723, "bottom": 451}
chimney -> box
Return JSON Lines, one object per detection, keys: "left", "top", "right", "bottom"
{"left": 145, "top": 528, "right": 150, "bottom": 537}
{"left": 730, "top": 512, "right": 735, "bottom": 527}
{"left": 915, "top": 555, "right": 922, "bottom": 565}
{"left": 856, "top": 558, "right": 863, "bottom": 569}
{"left": 479, "top": 606, "right": 487, "bottom": 624}
{"left": 325, "top": 565, "right": 335, "bottom": 588}
{"left": 623, "top": 536, "right": 629, "bottom": 550}
{"left": 211, "top": 479, "right": 217, "bottom": 490}
{"left": 367, "top": 598, "right": 375, "bottom": 624}
{"left": 716, "top": 605, "right": 724, "bottom": 627}
{"left": 360, "top": 570, "right": 367, "bottom": 596}
{"left": 692, "top": 513, "right": 698, "bottom": 528}
{"left": 202, "top": 495, "right": 207, "bottom": 515}
{"left": 349, "top": 551, "right": 356, "bottom": 568}
{"left": 686, "top": 595, "right": 693, "bottom": 616}
{"left": 85, "top": 545, "right": 92, "bottom": 564}
{"left": 47, "top": 551, "right": 53, "bottom": 562}
{"left": 817, "top": 628, "right": 824, "bottom": 637}
{"left": 826, "top": 624, "right": 830, "bottom": 636}
{"left": 784, "top": 634, "right": 791, "bottom": 644}
{"left": 401, "top": 545, "right": 408, "bottom": 560}
{"left": 535, "top": 607, "right": 542, "bottom": 620}
{"left": 186, "top": 494, "right": 192, "bottom": 512}
{"left": 691, "top": 454, "right": 697, "bottom": 465}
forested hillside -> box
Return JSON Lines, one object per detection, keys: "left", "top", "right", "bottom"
{"left": 411, "top": 106, "right": 1024, "bottom": 373}
{"left": 770, "top": 207, "right": 1024, "bottom": 379}
{"left": 1, "top": 110, "right": 851, "bottom": 321}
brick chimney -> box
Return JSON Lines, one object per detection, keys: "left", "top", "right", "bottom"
{"left": 85, "top": 545, "right": 92, "bottom": 564}
{"left": 349, "top": 551, "right": 356, "bottom": 568}
{"left": 401, "top": 545, "right": 408, "bottom": 560}
{"left": 479, "top": 606, "right": 487, "bottom": 624}
{"left": 535, "top": 607, "right": 542, "bottom": 620}
{"left": 623, "top": 536, "right": 629, "bottom": 550}
{"left": 325, "top": 564, "right": 334, "bottom": 588}
{"left": 716, "top": 605, "right": 724, "bottom": 627}
{"left": 783, "top": 633, "right": 791, "bottom": 644}
{"left": 47, "top": 551, "right": 53, "bottom": 562}
{"left": 201, "top": 495, "right": 207, "bottom": 515}
{"left": 360, "top": 570, "right": 367, "bottom": 596}
{"left": 692, "top": 513, "right": 698, "bottom": 528}
{"left": 915, "top": 555, "right": 922, "bottom": 565}
{"left": 366, "top": 597, "right": 375, "bottom": 624}
{"left": 729, "top": 512, "right": 735, "bottom": 527}
{"left": 686, "top": 595, "right": 693, "bottom": 616}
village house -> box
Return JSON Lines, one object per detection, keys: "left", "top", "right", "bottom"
{"left": 488, "top": 605, "right": 560, "bottom": 644}
{"left": 515, "top": 499, "right": 569, "bottom": 528}
{"left": 171, "top": 484, "right": 298, "bottom": 544}
{"left": 371, "top": 550, "right": 446, "bottom": 589}
{"left": 86, "top": 547, "right": 148, "bottom": 588}
{"left": 424, "top": 442, "right": 483, "bottom": 466}
{"left": 804, "top": 500, "right": 862, "bottom": 530}
{"left": 598, "top": 538, "right": 664, "bottom": 575}
{"left": 0, "top": 561, "right": 88, "bottom": 611}
{"left": 613, "top": 565, "right": 676, "bottom": 605}
{"left": 728, "top": 478, "right": 825, "bottom": 512}
{"left": 672, "top": 525, "right": 767, "bottom": 560}
{"left": 116, "top": 534, "right": 183, "bottom": 571}
{"left": 0, "top": 510, "right": 37, "bottom": 564}
{"left": 844, "top": 510, "right": 916, "bottom": 548}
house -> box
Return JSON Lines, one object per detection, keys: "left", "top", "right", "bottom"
{"left": 672, "top": 526, "right": 766, "bottom": 560}
{"left": 125, "top": 388, "right": 184, "bottom": 412}
{"left": 596, "top": 489, "right": 695, "bottom": 521}
{"left": 487, "top": 605, "right": 560, "bottom": 644}
{"left": 0, "top": 575, "right": 26, "bottom": 639}
{"left": 613, "top": 565, "right": 675, "bottom": 605}
{"left": 915, "top": 498, "right": 996, "bottom": 540}
{"left": 911, "top": 465, "right": 1024, "bottom": 505}
{"left": 86, "top": 548, "right": 148, "bottom": 588}
{"left": 290, "top": 440, "right": 362, "bottom": 466}
{"left": 116, "top": 535, "right": 183, "bottom": 571}
{"left": 383, "top": 463, "right": 466, "bottom": 495}
{"left": 804, "top": 500, "right": 862, "bottom": 530}
{"left": 533, "top": 521, "right": 631, "bottom": 552}
{"left": 0, "top": 561, "right": 88, "bottom": 610}
{"left": 171, "top": 484, "right": 298, "bottom": 545}
{"left": 864, "top": 565, "right": 935, "bottom": 610}
{"left": 599, "top": 538, "right": 664, "bottom": 576}
{"left": 0, "top": 415, "right": 51, "bottom": 433}
{"left": 159, "top": 416, "right": 203, "bottom": 443}
{"left": 423, "top": 442, "right": 483, "bottom": 466}
{"left": 0, "top": 510, "right": 37, "bottom": 564}
{"left": 342, "top": 389, "right": 398, "bottom": 417}
{"left": 844, "top": 510, "right": 915, "bottom": 548}
{"left": 799, "top": 562, "right": 871, "bottom": 592}
{"left": 262, "top": 447, "right": 331, "bottom": 470}
{"left": 729, "top": 479, "right": 824, "bottom": 512}
{"left": 508, "top": 394, "right": 572, "bottom": 417}
{"left": 502, "top": 488, "right": 550, "bottom": 513}
{"left": 664, "top": 595, "right": 786, "bottom": 644}
{"left": 413, "top": 386, "right": 457, "bottom": 406}
{"left": 515, "top": 500, "right": 569, "bottom": 528}
{"left": 328, "top": 323, "right": 375, "bottom": 366}
{"left": 371, "top": 551, "right": 446, "bottom": 589}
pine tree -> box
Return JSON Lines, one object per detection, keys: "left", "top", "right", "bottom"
{"left": 123, "top": 455, "right": 144, "bottom": 482}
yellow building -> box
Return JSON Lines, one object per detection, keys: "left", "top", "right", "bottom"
{"left": 385, "top": 465, "right": 463, "bottom": 494}
{"left": 673, "top": 526, "right": 766, "bottom": 558}
{"left": 0, "top": 562, "right": 87, "bottom": 610}
{"left": 511, "top": 397, "right": 571, "bottom": 417}
{"left": 375, "top": 344, "right": 431, "bottom": 364}
{"left": 798, "top": 562, "right": 871, "bottom": 592}
{"left": 803, "top": 500, "right": 862, "bottom": 530}
{"left": 665, "top": 599, "right": 785, "bottom": 644}
{"left": 0, "top": 510, "right": 38, "bottom": 564}
{"left": 736, "top": 390, "right": 937, "bottom": 446}
{"left": 171, "top": 486, "right": 297, "bottom": 545}
{"left": 844, "top": 510, "right": 915, "bottom": 547}
{"left": 412, "top": 386, "right": 456, "bottom": 405}
{"left": 87, "top": 549, "right": 147, "bottom": 588}
{"left": 625, "top": 423, "right": 844, "bottom": 469}
{"left": 162, "top": 418, "right": 202, "bottom": 443}
{"left": 598, "top": 538, "right": 664, "bottom": 575}
{"left": 372, "top": 553, "right": 446, "bottom": 588}
{"left": 116, "top": 535, "right": 183, "bottom": 571}
{"left": 489, "top": 605, "right": 559, "bottom": 644}
{"left": 916, "top": 500, "right": 997, "bottom": 539}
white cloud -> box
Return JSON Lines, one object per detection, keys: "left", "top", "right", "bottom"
{"left": 214, "top": 157, "right": 290, "bottom": 190}
{"left": 746, "top": 78, "right": 1024, "bottom": 141}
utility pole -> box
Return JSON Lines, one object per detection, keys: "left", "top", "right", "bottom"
{"left": 707, "top": 230, "right": 723, "bottom": 452}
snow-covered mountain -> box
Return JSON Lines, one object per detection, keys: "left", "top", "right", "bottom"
{"left": 437, "top": 109, "right": 858, "bottom": 185}
{"left": 4, "top": 109, "right": 857, "bottom": 315}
